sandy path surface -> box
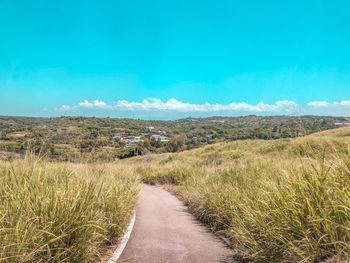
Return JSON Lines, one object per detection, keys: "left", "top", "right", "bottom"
{"left": 119, "top": 184, "right": 236, "bottom": 263}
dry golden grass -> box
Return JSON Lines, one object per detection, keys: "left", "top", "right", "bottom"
{"left": 2, "top": 127, "right": 350, "bottom": 262}
{"left": 131, "top": 127, "right": 350, "bottom": 262}
{"left": 0, "top": 156, "right": 139, "bottom": 263}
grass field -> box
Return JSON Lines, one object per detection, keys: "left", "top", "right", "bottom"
{"left": 1, "top": 127, "right": 350, "bottom": 262}
{"left": 132, "top": 127, "right": 350, "bottom": 262}
{"left": 0, "top": 156, "right": 139, "bottom": 262}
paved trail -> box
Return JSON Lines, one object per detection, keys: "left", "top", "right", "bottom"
{"left": 119, "top": 185, "right": 236, "bottom": 263}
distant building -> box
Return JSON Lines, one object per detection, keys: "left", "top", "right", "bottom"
{"left": 124, "top": 143, "right": 134, "bottom": 148}
{"left": 113, "top": 133, "right": 144, "bottom": 145}
{"left": 146, "top": 126, "right": 155, "bottom": 132}
{"left": 335, "top": 122, "right": 350, "bottom": 127}
{"left": 128, "top": 136, "right": 144, "bottom": 143}
{"left": 151, "top": 134, "right": 169, "bottom": 142}
{"left": 112, "top": 133, "right": 129, "bottom": 141}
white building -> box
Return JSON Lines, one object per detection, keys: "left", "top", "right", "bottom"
{"left": 151, "top": 134, "right": 169, "bottom": 142}
{"left": 128, "top": 136, "right": 144, "bottom": 143}
{"left": 335, "top": 122, "right": 350, "bottom": 127}
{"left": 146, "top": 126, "right": 155, "bottom": 132}
{"left": 113, "top": 134, "right": 144, "bottom": 144}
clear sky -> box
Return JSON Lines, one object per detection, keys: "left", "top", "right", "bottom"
{"left": 0, "top": 0, "right": 349, "bottom": 119}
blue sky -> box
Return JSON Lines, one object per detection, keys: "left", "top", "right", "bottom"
{"left": 0, "top": 0, "right": 349, "bottom": 119}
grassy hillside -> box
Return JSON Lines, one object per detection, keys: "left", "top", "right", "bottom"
{"left": 0, "top": 157, "right": 139, "bottom": 262}
{"left": 131, "top": 127, "right": 350, "bottom": 262}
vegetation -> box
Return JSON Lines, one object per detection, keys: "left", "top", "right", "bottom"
{"left": 0, "top": 156, "right": 139, "bottom": 262}
{"left": 133, "top": 127, "right": 350, "bottom": 262}
{"left": 1, "top": 115, "right": 350, "bottom": 262}
{"left": 0, "top": 115, "right": 347, "bottom": 161}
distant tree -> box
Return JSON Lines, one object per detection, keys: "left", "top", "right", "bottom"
{"left": 166, "top": 134, "right": 187, "bottom": 152}
{"left": 116, "top": 146, "right": 143, "bottom": 159}
{"left": 143, "top": 139, "right": 151, "bottom": 150}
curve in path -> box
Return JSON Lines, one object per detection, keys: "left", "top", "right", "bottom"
{"left": 119, "top": 184, "right": 236, "bottom": 263}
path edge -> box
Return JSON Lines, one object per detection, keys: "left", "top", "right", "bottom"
{"left": 107, "top": 211, "right": 136, "bottom": 263}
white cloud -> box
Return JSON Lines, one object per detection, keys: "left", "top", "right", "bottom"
{"left": 340, "top": 100, "right": 350, "bottom": 107}
{"left": 307, "top": 101, "right": 331, "bottom": 107}
{"left": 60, "top": 105, "right": 71, "bottom": 110}
{"left": 78, "top": 99, "right": 113, "bottom": 110}
{"left": 307, "top": 100, "right": 350, "bottom": 108}
{"left": 58, "top": 98, "right": 299, "bottom": 113}
{"left": 57, "top": 98, "right": 350, "bottom": 116}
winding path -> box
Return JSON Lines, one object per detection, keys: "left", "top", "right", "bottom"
{"left": 118, "top": 184, "right": 236, "bottom": 263}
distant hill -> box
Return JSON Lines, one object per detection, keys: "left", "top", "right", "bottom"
{"left": 0, "top": 115, "right": 347, "bottom": 161}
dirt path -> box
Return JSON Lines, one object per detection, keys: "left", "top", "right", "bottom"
{"left": 119, "top": 184, "right": 236, "bottom": 263}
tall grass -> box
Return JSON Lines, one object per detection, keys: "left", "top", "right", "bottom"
{"left": 0, "top": 156, "right": 139, "bottom": 263}
{"left": 136, "top": 127, "right": 350, "bottom": 262}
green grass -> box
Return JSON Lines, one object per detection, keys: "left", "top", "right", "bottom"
{"left": 0, "top": 156, "right": 139, "bottom": 263}
{"left": 133, "top": 127, "right": 350, "bottom": 262}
